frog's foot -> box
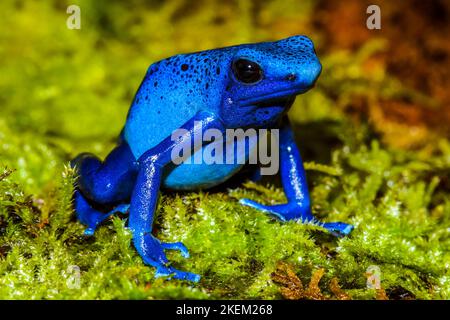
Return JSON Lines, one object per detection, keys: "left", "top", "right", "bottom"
{"left": 135, "top": 234, "right": 200, "bottom": 282}
{"left": 320, "top": 222, "right": 354, "bottom": 237}
{"left": 74, "top": 191, "right": 130, "bottom": 236}
{"left": 239, "top": 199, "right": 354, "bottom": 237}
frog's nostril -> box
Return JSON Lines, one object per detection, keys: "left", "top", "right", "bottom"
{"left": 285, "top": 73, "right": 297, "bottom": 81}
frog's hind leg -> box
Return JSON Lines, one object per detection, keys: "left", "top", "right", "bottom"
{"left": 71, "top": 142, "right": 137, "bottom": 235}
{"left": 72, "top": 142, "right": 138, "bottom": 204}
{"left": 74, "top": 191, "right": 130, "bottom": 236}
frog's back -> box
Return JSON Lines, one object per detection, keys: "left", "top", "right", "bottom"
{"left": 124, "top": 48, "right": 235, "bottom": 159}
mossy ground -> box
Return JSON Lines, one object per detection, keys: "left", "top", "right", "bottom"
{"left": 0, "top": 1, "right": 449, "bottom": 299}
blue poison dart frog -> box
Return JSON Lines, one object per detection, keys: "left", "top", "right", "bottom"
{"left": 71, "top": 35, "right": 354, "bottom": 282}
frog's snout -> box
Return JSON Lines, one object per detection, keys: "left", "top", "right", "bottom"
{"left": 282, "top": 58, "right": 321, "bottom": 91}
{"left": 298, "top": 58, "right": 322, "bottom": 89}
{"left": 285, "top": 73, "right": 297, "bottom": 82}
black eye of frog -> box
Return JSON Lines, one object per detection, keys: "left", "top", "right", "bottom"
{"left": 232, "top": 58, "right": 263, "bottom": 84}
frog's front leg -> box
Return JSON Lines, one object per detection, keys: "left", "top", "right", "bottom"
{"left": 129, "top": 111, "right": 224, "bottom": 282}
{"left": 240, "top": 116, "right": 354, "bottom": 237}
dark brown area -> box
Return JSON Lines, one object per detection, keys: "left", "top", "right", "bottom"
{"left": 313, "top": 0, "right": 450, "bottom": 147}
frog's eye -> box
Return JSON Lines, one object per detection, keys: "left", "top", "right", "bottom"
{"left": 232, "top": 59, "right": 263, "bottom": 84}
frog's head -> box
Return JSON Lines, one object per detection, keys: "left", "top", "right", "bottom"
{"left": 221, "top": 35, "right": 321, "bottom": 128}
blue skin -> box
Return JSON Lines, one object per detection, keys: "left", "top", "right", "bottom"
{"left": 72, "top": 35, "right": 354, "bottom": 282}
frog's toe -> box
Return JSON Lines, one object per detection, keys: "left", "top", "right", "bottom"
{"left": 239, "top": 198, "right": 300, "bottom": 221}
{"left": 239, "top": 198, "right": 262, "bottom": 209}
{"left": 74, "top": 191, "right": 109, "bottom": 235}
{"left": 322, "top": 222, "right": 354, "bottom": 237}
{"left": 161, "top": 241, "right": 190, "bottom": 258}
{"left": 155, "top": 265, "right": 201, "bottom": 282}
{"left": 84, "top": 227, "right": 95, "bottom": 236}
{"left": 136, "top": 234, "right": 199, "bottom": 282}
{"left": 240, "top": 197, "right": 354, "bottom": 237}
{"left": 240, "top": 198, "right": 281, "bottom": 219}
{"left": 75, "top": 191, "right": 129, "bottom": 236}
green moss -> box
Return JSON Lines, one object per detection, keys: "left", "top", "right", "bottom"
{"left": 0, "top": 0, "right": 449, "bottom": 299}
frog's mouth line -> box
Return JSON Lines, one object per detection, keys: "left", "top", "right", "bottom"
{"left": 254, "top": 95, "right": 296, "bottom": 108}
{"left": 237, "top": 86, "right": 312, "bottom": 107}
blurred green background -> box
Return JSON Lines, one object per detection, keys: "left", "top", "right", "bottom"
{"left": 0, "top": 0, "right": 449, "bottom": 299}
